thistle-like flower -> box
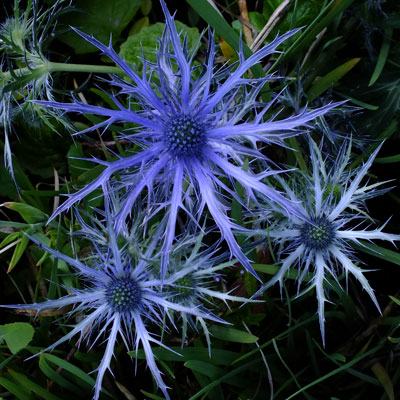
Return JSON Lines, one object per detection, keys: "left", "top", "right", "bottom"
{"left": 0, "top": 0, "right": 67, "bottom": 175}
{"left": 163, "top": 233, "right": 256, "bottom": 353}
{"left": 1, "top": 205, "right": 226, "bottom": 400}
{"left": 36, "top": 0, "right": 338, "bottom": 278}
{"left": 254, "top": 140, "right": 400, "bottom": 343}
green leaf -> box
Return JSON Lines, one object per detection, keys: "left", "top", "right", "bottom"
{"left": 39, "top": 354, "right": 113, "bottom": 397}
{"left": 39, "top": 355, "right": 81, "bottom": 395}
{"left": 41, "top": 353, "right": 97, "bottom": 388}
{"left": 253, "top": 263, "right": 313, "bottom": 281}
{"left": 0, "top": 377, "right": 31, "bottom": 400}
{"left": 369, "top": 27, "right": 393, "bottom": 86}
{"left": 185, "top": 0, "right": 263, "bottom": 76}
{"left": 285, "top": 345, "right": 381, "bottom": 400}
{"left": 8, "top": 369, "right": 60, "bottom": 400}
{"left": 140, "top": 390, "right": 164, "bottom": 400}
{"left": 389, "top": 296, "right": 400, "bottom": 306}
{"left": 370, "top": 363, "right": 395, "bottom": 400}
{"left": 375, "top": 154, "right": 400, "bottom": 164}
{"left": 1, "top": 202, "right": 47, "bottom": 224}
{"left": 184, "top": 360, "right": 224, "bottom": 379}
{"left": 67, "top": 143, "right": 94, "bottom": 181}
{"left": 188, "top": 360, "right": 259, "bottom": 400}
{"left": 7, "top": 233, "right": 29, "bottom": 272}
{"left": 209, "top": 326, "right": 258, "bottom": 343}
{"left": 307, "top": 58, "right": 361, "bottom": 101}
{"left": 0, "top": 232, "right": 20, "bottom": 250}
{"left": 131, "top": 346, "right": 238, "bottom": 365}
{"left": 120, "top": 21, "right": 200, "bottom": 67}
{"left": 274, "top": 0, "right": 355, "bottom": 67}
{"left": 353, "top": 242, "right": 400, "bottom": 267}
{"left": 59, "top": 0, "right": 141, "bottom": 54}
{"left": 0, "top": 323, "right": 34, "bottom": 354}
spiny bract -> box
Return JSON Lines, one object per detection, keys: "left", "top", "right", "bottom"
{"left": 36, "top": 0, "right": 338, "bottom": 279}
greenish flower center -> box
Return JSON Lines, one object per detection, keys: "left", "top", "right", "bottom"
{"left": 106, "top": 276, "right": 142, "bottom": 313}
{"left": 174, "top": 276, "right": 195, "bottom": 302}
{"left": 165, "top": 114, "right": 206, "bottom": 157}
{"left": 300, "top": 217, "right": 336, "bottom": 250}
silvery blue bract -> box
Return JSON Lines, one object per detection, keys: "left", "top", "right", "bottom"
{"left": 36, "top": 0, "right": 338, "bottom": 279}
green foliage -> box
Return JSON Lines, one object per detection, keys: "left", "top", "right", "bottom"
{"left": 59, "top": 0, "right": 142, "bottom": 53}
{"left": 1, "top": 0, "right": 400, "bottom": 399}
{"left": 0, "top": 323, "right": 34, "bottom": 354}
{"left": 120, "top": 21, "right": 200, "bottom": 66}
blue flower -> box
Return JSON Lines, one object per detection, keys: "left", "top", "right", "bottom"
{"left": 254, "top": 140, "right": 400, "bottom": 344}
{"left": 1, "top": 204, "right": 226, "bottom": 400}
{"left": 36, "top": 0, "right": 337, "bottom": 278}
{"left": 163, "top": 233, "right": 258, "bottom": 353}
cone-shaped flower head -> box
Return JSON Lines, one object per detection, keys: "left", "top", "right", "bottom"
{"left": 254, "top": 140, "right": 400, "bottom": 344}
{"left": 1, "top": 205, "right": 226, "bottom": 400}
{"left": 36, "top": 0, "right": 338, "bottom": 279}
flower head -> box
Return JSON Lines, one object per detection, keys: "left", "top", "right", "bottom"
{"left": 2, "top": 203, "right": 226, "bottom": 400}
{"left": 36, "top": 0, "right": 338, "bottom": 279}
{"left": 0, "top": 0, "right": 67, "bottom": 176}
{"left": 254, "top": 140, "right": 400, "bottom": 344}
{"left": 163, "top": 233, "right": 257, "bottom": 353}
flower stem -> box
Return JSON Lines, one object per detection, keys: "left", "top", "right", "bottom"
{"left": 48, "top": 62, "right": 121, "bottom": 75}
{"left": 1, "top": 62, "right": 121, "bottom": 82}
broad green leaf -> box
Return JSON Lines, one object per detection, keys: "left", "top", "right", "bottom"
{"left": 1, "top": 202, "right": 47, "bottom": 224}
{"left": 59, "top": 0, "right": 141, "bottom": 54}
{"left": 39, "top": 354, "right": 113, "bottom": 397}
{"left": 42, "top": 353, "right": 97, "bottom": 388}
{"left": 184, "top": 360, "right": 224, "bottom": 379}
{"left": 0, "top": 221, "right": 32, "bottom": 233}
{"left": 120, "top": 21, "right": 200, "bottom": 67}
{"left": 8, "top": 369, "right": 60, "bottom": 400}
{"left": 0, "top": 323, "right": 34, "bottom": 354}
{"left": 209, "top": 326, "right": 258, "bottom": 343}
{"left": 131, "top": 346, "right": 238, "bottom": 365}
{"left": 308, "top": 58, "right": 361, "bottom": 101}
{"left": 370, "top": 363, "right": 395, "bottom": 400}
{"left": 0, "top": 377, "right": 31, "bottom": 400}
{"left": 39, "top": 355, "right": 81, "bottom": 394}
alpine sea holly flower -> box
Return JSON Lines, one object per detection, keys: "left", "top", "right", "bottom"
{"left": 1, "top": 210, "right": 225, "bottom": 400}
{"left": 254, "top": 140, "right": 400, "bottom": 344}
{"left": 0, "top": 0, "right": 68, "bottom": 176}
{"left": 36, "top": 0, "right": 338, "bottom": 278}
{"left": 162, "top": 233, "right": 257, "bottom": 353}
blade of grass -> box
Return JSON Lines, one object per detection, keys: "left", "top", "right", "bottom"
{"left": 286, "top": 344, "right": 381, "bottom": 399}
{"left": 369, "top": 27, "right": 393, "bottom": 87}
{"left": 307, "top": 58, "right": 360, "bottom": 101}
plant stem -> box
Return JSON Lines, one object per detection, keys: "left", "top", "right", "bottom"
{"left": 1, "top": 62, "right": 121, "bottom": 82}
{"left": 48, "top": 62, "right": 121, "bottom": 74}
